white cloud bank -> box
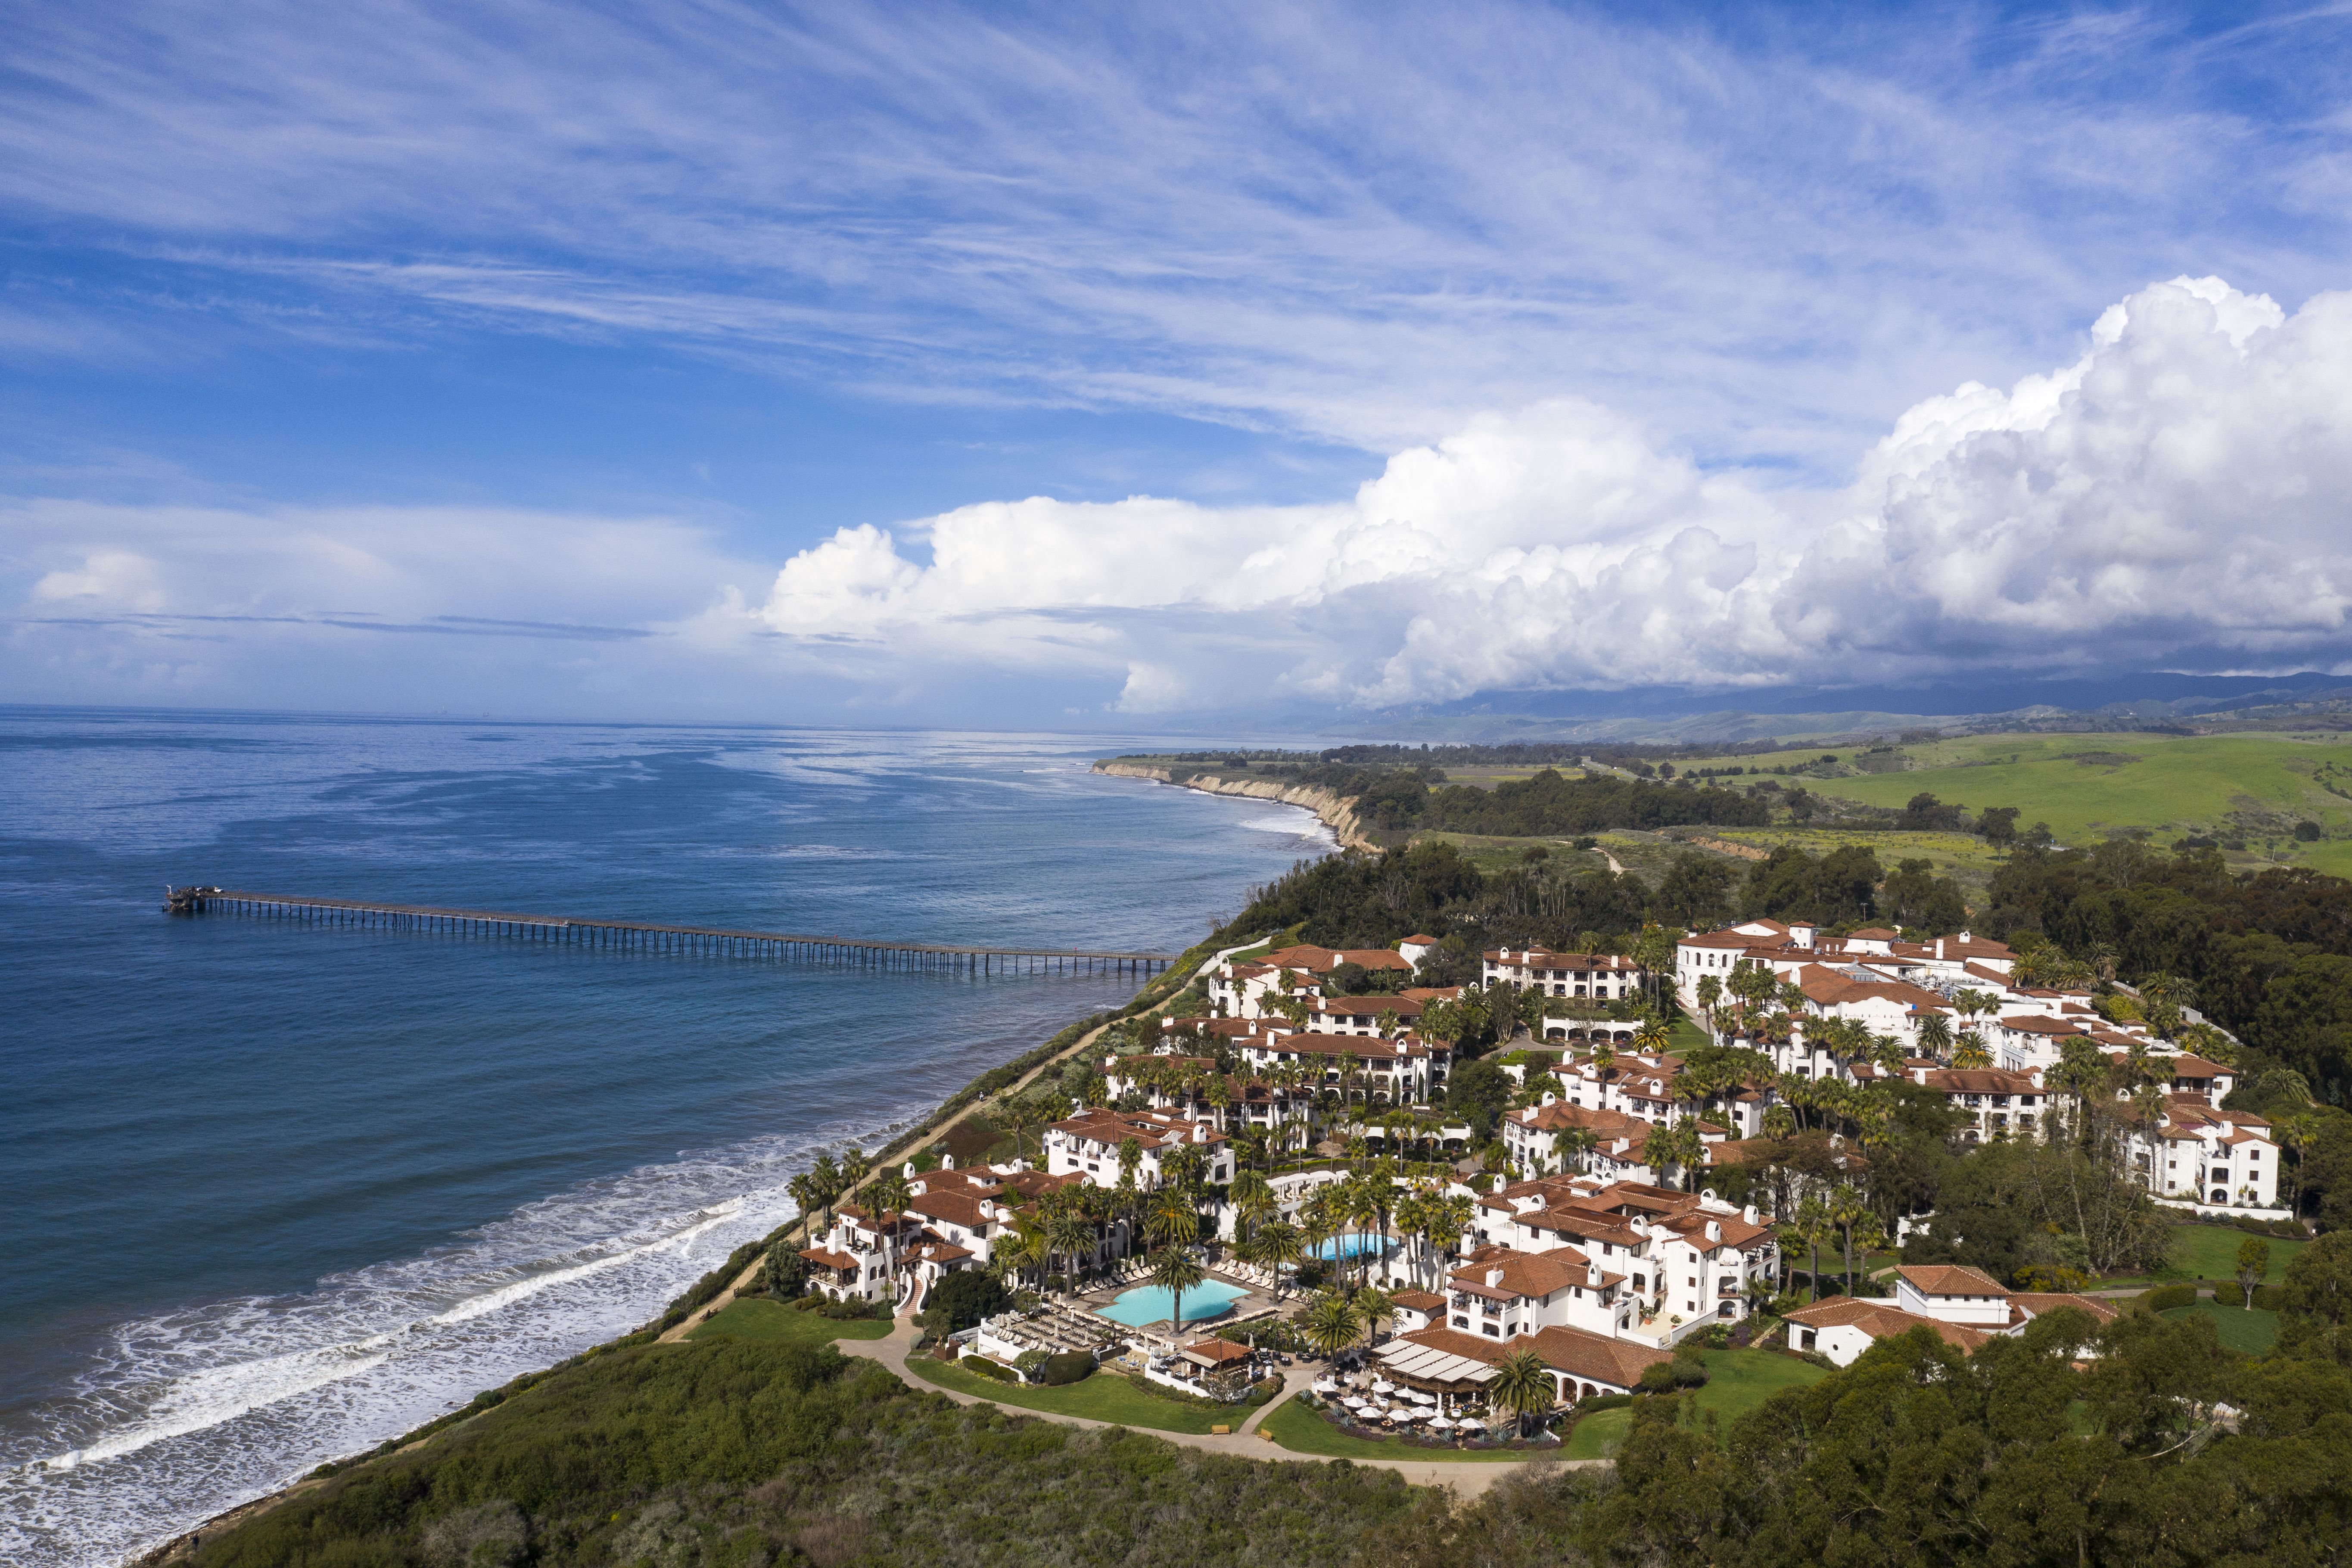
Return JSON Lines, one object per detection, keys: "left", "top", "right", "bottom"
{"left": 755, "top": 277, "right": 2352, "bottom": 713}
{"left": 9, "top": 277, "right": 2352, "bottom": 722}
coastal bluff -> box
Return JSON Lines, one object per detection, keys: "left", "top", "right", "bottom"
{"left": 1093, "top": 760, "right": 1374, "bottom": 851}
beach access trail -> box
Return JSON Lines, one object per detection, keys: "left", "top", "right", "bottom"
{"left": 841, "top": 1313, "right": 1587, "bottom": 1498}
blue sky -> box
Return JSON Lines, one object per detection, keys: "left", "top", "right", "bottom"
{"left": 6, "top": 1, "right": 2352, "bottom": 725}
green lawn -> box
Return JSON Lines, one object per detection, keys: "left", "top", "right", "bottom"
{"left": 2101, "top": 1223, "right": 2305, "bottom": 1288}
{"left": 1692, "top": 731, "right": 2352, "bottom": 874}
{"left": 1257, "top": 1397, "right": 1528, "bottom": 1461}
{"left": 2161, "top": 1300, "right": 2281, "bottom": 1356}
{"left": 686, "top": 1297, "right": 893, "bottom": 1345}
{"left": 902, "top": 1354, "right": 1233, "bottom": 1434}
{"left": 1565, "top": 1349, "right": 1829, "bottom": 1459}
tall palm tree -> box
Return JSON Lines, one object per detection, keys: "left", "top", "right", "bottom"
{"left": 810, "top": 1153, "right": 842, "bottom": 1231}
{"left": 1793, "top": 1195, "right": 1832, "bottom": 1303}
{"left": 1145, "top": 1188, "right": 1201, "bottom": 1251}
{"left": 840, "top": 1147, "right": 871, "bottom": 1203}
{"left": 1045, "top": 1204, "right": 1095, "bottom": 1288}
{"left": 1490, "top": 1348, "right": 1553, "bottom": 1439}
{"left": 787, "top": 1173, "right": 816, "bottom": 1239}
{"left": 1695, "top": 974, "right": 1724, "bottom": 1042}
{"left": 1151, "top": 1245, "right": 1208, "bottom": 1338}
{"left": 869, "top": 1168, "right": 913, "bottom": 1307}
{"left": 1952, "top": 1031, "right": 1992, "bottom": 1070}
{"left": 1257, "top": 1221, "right": 1306, "bottom": 1299}
{"left": 1828, "top": 1183, "right": 1869, "bottom": 1295}
{"left": 1761, "top": 1102, "right": 1795, "bottom": 1142}
{"left": 1231, "top": 1168, "right": 1275, "bottom": 1244}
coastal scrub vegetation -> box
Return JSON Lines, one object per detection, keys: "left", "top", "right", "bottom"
{"left": 190, "top": 1242, "right": 2352, "bottom": 1566}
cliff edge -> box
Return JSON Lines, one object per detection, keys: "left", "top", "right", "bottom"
{"left": 1092, "top": 761, "right": 1375, "bottom": 852}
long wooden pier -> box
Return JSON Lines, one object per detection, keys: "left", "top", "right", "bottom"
{"left": 163, "top": 886, "right": 1178, "bottom": 976}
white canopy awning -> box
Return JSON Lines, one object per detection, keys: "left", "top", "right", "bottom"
{"left": 1378, "top": 1341, "right": 1498, "bottom": 1386}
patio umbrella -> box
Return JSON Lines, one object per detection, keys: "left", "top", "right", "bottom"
{"left": 1392, "top": 1406, "right": 1422, "bottom": 1422}
{"left": 1372, "top": 1378, "right": 1395, "bottom": 1394}
{"left": 1425, "top": 1415, "right": 1455, "bottom": 1431}
{"left": 1410, "top": 1389, "right": 1437, "bottom": 1404}
{"left": 1455, "top": 1415, "right": 1485, "bottom": 1431}
{"left": 1342, "top": 1396, "right": 1368, "bottom": 1410}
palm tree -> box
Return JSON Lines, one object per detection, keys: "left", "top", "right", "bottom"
{"left": 1258, "top": 1221, "right": 1306, "bottom": 1298}
{"left": 869, "top": 1168, "right": 912, "bottom": 1307}
{"left": 1649, "top": 1118, "right": 1704, "bottom": 1192}
{"left": 1145, "top": 1189, "right": 1201, "bottom": 1251}
{"left": 1793, "top": 1195, "right": 1832, "bottom": 1302}
{"left": 1695, "top": 974, "right": 1724, "bottom": 1042}
{"left": 1761, "top": 1102, "right": 1795, "bottom": 1141}
{"left": 1913, "top": 1011, "right": 1953, "bottom": 1061}
{"left": 1149, "top": 1246, "right": 1207, "bottom": 1338}
{"left": 1231, "top": 1168, "right": 1275, "bottom": 1244}
{"left": 810, "top": 1153, "right": 842, "bottom": 1230}
{"left": 1300, "top": 1292, "right": 1361, "bottom": 1361}
{"left": 787, "top": 1173, "right": 817, "bottom": 1239}
{"left": 1828, "top": 1183, "right": 1868, "bottom": 1295}
{"left": 840, "top": 1147, "right": 871, "bottom": 1203}
{"left": 1952, "top": 1031, "right": 1992, "bottom": 1070}
{"left": 1632, "top": 1014, "right": 1671, "bottom": 1059}
{"left": 1046, "top": 1204, "right": 1095, "bottom": 1288}
{"left": 1490, "top": 1348, "right": 1553, "bottom": 1439}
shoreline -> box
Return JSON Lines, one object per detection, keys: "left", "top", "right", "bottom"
{"left": 1091, "top": 761, "right": 1375, "bottom": 852}
{"left": 127, "top": 918, "right": 1229, "bottom": 1565}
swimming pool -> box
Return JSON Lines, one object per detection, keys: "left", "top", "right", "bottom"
{"left": 1097, "top": 1279, "right": 1251, "bottom": 1327}
{"left": 1312, "top": 1235, "right": 1397, "bottom": 1261}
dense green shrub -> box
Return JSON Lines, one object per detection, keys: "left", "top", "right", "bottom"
{"left": 1575, "top": 1393, "right": 1634, "bottom": 1412}
{"left": 959, "top": 1354, "right": 1018, "bottom": 1382}
{"left": 2141, "top": 1283, "right": 2199, "bottom": 1312}
{"left": 1034, "top": 1351, "right": 1097, "bottom": 1386}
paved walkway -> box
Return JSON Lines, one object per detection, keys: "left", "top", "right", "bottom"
{"left": 838, "top": 1316, "right": 1593, "bottom": 1497}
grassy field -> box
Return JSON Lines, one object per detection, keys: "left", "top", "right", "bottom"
{"left": 1563, "top": 1349, "right": 1829, "bottom": 1458}
{"left": 1258, "top": 1397, "right": 1528, "bottom": 1461}
{"left": 2161, "top": 1299, "right": 2281, "bottom": 1355}
{"left": 686, "top": 1297, "right": 893, "bottom": 1345}
{"left": 2099, "top": 1223, "right": 2305, "bottom": 1287}
{"left": 1681, "top": 732, "right": 2352, "bottom": 874}
{"left": 903, "top": 1353, "right": 1235, "bottom": 1433}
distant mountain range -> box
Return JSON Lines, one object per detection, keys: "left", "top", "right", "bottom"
{"left": 1345, "top": 670, "right": 2352, "bottom": 745}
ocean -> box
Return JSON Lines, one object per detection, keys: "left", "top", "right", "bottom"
{"left": 0, "top": 709, "right": 1329, "bottom": 1566}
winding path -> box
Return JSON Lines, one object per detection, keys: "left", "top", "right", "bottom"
{"left": 838, "top": 1315, "right": 1595, "bottom": 1497}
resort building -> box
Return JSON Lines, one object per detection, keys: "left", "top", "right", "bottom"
{"left": 1463, "top": 1176, "right": 1779, "bottom": 1338}
{"left": 1910, "top": 1067, "right": 2055, "bottom": 1143}
{"left": 2123, "top": 1095, "right": 2279, "bottom": 1208}
{"left": 1042, "top": 1107, "right": 1235, "bottom": 1189}
{"left": 1484, "top": 948, "right": 1646, "bottom": 999}
{"left": 1780, "top": 1297, "right": 1990, "bottom": 1366}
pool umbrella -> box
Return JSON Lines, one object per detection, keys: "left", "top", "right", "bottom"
{"left": 1425, "top": 1415, "right": 1455, "bottom": 1430}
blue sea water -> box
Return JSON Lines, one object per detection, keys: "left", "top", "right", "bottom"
{"left": 0, "top": 709, "right": 1329, "bottom": 1566}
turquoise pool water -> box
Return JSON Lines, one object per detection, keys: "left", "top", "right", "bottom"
{"left": 1313, "top": 1235, "right": 1396, "bottom": 1261}
{"left": 1098, "top": 1279, "right": 1251, "bottom": 1327}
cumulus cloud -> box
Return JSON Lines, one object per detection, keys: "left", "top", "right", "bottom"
{"left": 754, "top": 277, "right": 2352, "bottom": 712}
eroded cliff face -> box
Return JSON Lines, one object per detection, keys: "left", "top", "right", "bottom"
{"left": 1092, "top": 762, "right": 1373, "bottom": 852}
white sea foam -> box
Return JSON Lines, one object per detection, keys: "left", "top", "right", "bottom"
{"left": 0, "top": 1123, "right": 897, "bottom": 1568}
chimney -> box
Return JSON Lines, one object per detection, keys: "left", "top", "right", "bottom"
{"left": 1486, "top": 1268, "right": 1506, "bottom": 1287}
{"left": 1705, "top": 1220, "right": 1721, "bottom": 1243}
{"left": 1935, "top": 938, "right": 1946, "bottom": 961}
{"left": 1742, "top": 1204, "right": 1758, "bottom": 1224}
{"left": 1542, "top": 1091, "right": 1556, "bottom": 1107}
{"left": 1493, "top": 1174, "right": 1508, "bottom": 1194}
{"left": 1587, "top": 1262, "right": 1602, "bottom": 1287}
{"left": 942, "top": 1154, "right": 955, "bottom": 1170}
{"left": 902, "top": 1161, "right": 916, "bottom": 1179}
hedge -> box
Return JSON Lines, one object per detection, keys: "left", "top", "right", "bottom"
{"left": 1575, "top": 1393, "right": 1634, "bottom": 1413}
{"left": 1035, "top": 1351, "right": 1097, "bottom": 1386}
{"left": 2141, "top": 1284, "right": 2199, "bottom": 1312}
{"left": 959, "top": 1355, "right": 1018, "bottom": 1382}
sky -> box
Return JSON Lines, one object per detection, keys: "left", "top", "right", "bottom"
{"left": 6, "top": 0, "right": 2352, "bottom": 727}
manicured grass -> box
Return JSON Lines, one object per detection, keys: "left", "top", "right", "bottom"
{"left": 903, "top": 1353, "right": 1232, "bottom": 1433}
{"left": 687, "top": 1297, "right": 893, "bottom": 1344}
{"left": 2100, "top": 1223, "right": 2305, "bottom": 1288}
{"left": 2162, "top": 1300, "right": 2281, "bottom": 1356}
{"left": 1258, "top": 1397, "right": 1527, "bottom": 1461}
{"left": 1565, "top": 1349, "right": 1829, "bottom": 1458}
